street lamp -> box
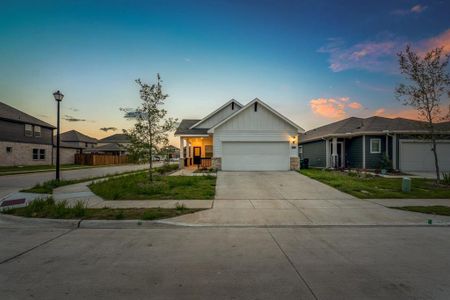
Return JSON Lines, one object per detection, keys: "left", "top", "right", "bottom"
{"left": 53, "top": 90, "right": 64, "bottom": 181}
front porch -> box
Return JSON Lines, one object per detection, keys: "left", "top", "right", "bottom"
{"left": 179, "top": 135, "right": 214, "bottom": 169}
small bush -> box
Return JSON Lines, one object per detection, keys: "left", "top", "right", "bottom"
{"left": 175, "top": 202, "right": 186, "bottom": 211}
{"left": 442, "top": 172, "right": 450, "bottom": 185}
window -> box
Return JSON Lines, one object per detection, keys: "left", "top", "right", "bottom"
{"left": 370, "top": 138, "right": 381, "bottom": 154}
{"left": 32, "top": 148, "right": 39, "bottom": 160}
{"left": 25, "top": 124, "right": 33, "bottom": 137}
{"left": 298, "top": 146, "right": 303, "bottom": 154}
{"left": 39, "top": 149, "right": 45, "bottom": 160}
{"left": 32, "top": 149, "right": 45, "bottom": 160}
{"left": 6, "top": 147, "right": 12, "bottom": 153}
{"left": 34, "top": 126, "right": 41, "bottom": 137}
{"left": 205, "top": 145, "right": 213, "bottom": 158}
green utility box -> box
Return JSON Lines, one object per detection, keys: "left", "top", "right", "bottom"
{"left": 402, "top": 177, "right": 411, "bottom": 193}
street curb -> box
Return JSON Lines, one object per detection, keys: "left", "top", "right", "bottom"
{"left": 0, "top": 214, "right": 80, "bottom": 228}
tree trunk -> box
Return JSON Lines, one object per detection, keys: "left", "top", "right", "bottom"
{"left": 431, "top": 132, "right": 440, "bottom": 184}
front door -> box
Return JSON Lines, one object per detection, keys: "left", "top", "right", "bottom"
{"left": 193, "top": 147, "right": 201, "bottom": 165}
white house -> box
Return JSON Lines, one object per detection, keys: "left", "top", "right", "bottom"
{"left": 175, "top": 98, "right": 304, "bottom": 171}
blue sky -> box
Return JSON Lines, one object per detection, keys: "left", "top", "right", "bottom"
{"left": 0, "top": 0, "right": 449, "bottom": 143}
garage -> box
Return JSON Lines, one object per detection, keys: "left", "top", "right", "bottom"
{"left": 399, "top": 140, "right": 450, "bottom": 172}
{"left": 222, "top": 142, "right": 290, "bottom": 171}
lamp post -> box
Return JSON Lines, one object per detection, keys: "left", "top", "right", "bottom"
{"left": 53, "top": 90, "right": 64, "bottom": 181}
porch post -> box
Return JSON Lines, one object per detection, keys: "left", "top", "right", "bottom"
{"left": 386, "top": 135, "right": 389, "bottom": 157}
{"left": 393, "top": 134, "right": 397, "bottom": 170}
{"left": 179, "top": 137, "right": 184, "bottom": 169}
{"left": 331, "top": 137, "right": 338, "bottom": 168}
{"left": 325, "top": 139, "right": 330, "bottom": 168}
{"left": 362, "top": 135, "right": 366, "bottom": 169}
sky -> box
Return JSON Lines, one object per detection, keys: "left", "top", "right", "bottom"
{"left": 0, "top": 0, "right": 449, "bottom": 146}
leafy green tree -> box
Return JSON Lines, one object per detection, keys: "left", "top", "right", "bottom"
{"left": 123, "top": 74, "right": 177, "bottom": 181}
{"left": 396, "top": 46, "right": 450, "bottom": 183}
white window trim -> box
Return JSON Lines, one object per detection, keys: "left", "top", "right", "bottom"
{"left": 25, "top": 124, "right": 33, "bottom": 137}
{"left": 34, "top": 125, "right": 41, "bottom": 137}
{"left": 370, "top": 138, "right": 381, "bottom": 154}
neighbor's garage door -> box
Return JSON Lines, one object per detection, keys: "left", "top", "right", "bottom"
{"left": 222, "top": 142, "right": 290, "bottom": 171}
{"left": 399, "top": 141, "right": 450, "bottom": 172}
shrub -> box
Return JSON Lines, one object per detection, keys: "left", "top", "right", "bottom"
{"left": 442, "top": 172, "right": 450, "bottom": 185}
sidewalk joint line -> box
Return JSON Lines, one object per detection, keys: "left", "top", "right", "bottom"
{"left": 267, "top": 228, "right": 319, "bottom": 300}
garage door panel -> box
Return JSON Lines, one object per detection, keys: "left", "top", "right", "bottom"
{"left": 400, "top": 141, "right": 450, "bottom": 172}
{"left": 222, "top": 142, "right": 289, "bottom": 171}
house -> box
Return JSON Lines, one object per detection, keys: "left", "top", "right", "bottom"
{"left": 55, "top": 130, "right": 98, "bottom": 164}
{"left": 175, "top": 98, "right": 304, "bottom": 171}
{"left": 0, "top": 101, "right": 55, "bottom": 166}
{"left": 160, "top": 145, "right": 180, "bottom": 159}
{"left": 299, "top": 116, "right": 450, "bottom": 172}
{"left": 87, "top": 133, "right": 130, "bottom": 155}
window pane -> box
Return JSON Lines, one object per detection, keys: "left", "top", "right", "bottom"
{"left": 25, "top": 124, "right": 33, "bottom": 136}
{"left": 371, "top": 139, "right": 380, "bottom": 152}
{"left": 39, "top": 149, "right": 45, "bottom": 160}
{"left": 32, "top": 148, "right": 38, "bottom": 159}
{"left": 205, "top": 145, "right": 213, "bottom": 158}
{"left": 34, "top": 126, "right": 41, "bottom": 137}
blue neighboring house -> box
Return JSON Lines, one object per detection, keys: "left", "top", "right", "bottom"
{"left": 299, "top": 116, "right": 450, "bottom": 173}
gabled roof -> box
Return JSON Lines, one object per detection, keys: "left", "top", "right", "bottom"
{"left": 89, "top": 143, "right": 125, "bottom": 152}
{"left": 301, "top": 116, "right": 450, "bottom": 142}
{"left": 0, "top": 101, "right": 55, "bottom": 129}
{"left": 189, "top": 99, "right": 243, "bottom": 129}
{"left": 174, "top": 119, "right": 209, "bottom": 136}
{"left": 60, "top": 130, "right": 98, "bottom": 143}
{"left": 207, "top": 98, "right": 305, "bottom": 133}
{"left": 98, "top": 133, "right": 130, "bottom": 143}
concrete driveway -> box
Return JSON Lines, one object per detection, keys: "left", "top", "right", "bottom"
{"left": 167, "top": 171, "right": 450, "bottom": 226}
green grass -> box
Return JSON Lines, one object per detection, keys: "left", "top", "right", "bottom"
{"left": 2, "top": 197, "right": 201, "bottom": 220}
{"left": 89, "top": 173, "right": 216, "bottom": 200}
{"left": 21, "top": 164, "right": 178, "bottom": 194}
{"left": 392, "top": 206, "right": 450, "bottom": 216}
{"left": 300, "top": 168, "right": 450, "bottom": 199}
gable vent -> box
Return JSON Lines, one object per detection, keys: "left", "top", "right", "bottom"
{"left": 254, "top": 102, "right": 258, "bottom": 112}
{"left": 232, "top": 102, "right": 235, "bottom": 110}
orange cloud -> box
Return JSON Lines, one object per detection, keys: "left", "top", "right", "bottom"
{"left": 310, "top": 98, "right": 346, "bottom": 119}
{"left": 374, "top": 108, "right": 420, "bottom": 120}
{"left": 348, "top": 102, "right": 362, "bottom": 109}
{"left": 419, "top": 28, "right": 450, "bottom": 55}
{"left": 310, "top": 97, "right": 363, "bottom": 119}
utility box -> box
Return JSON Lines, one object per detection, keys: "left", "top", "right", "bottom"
{"left": 402, "top": 177, "right": 411, "bottom": 193}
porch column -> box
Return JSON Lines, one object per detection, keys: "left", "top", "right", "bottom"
{"left": 325, "top": 139, "right": 331, "bottom": 168}
{"left": 179, "top": 137, "right": 184, "bottom": 169}
{"left": 393, "top": 134, "right": 397, "bottom": 170}
{"left": 331, "top": 137, "right": 338, "bottom": 168}
{"left": 362, "top": 135, "right": 366, "bottom": 169}
{"left": 386, "top": 135, "right": 389, "bottom": 157}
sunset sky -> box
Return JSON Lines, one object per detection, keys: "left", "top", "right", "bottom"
{"left": 1, "top": 0, "right": 449, "bottom": 146}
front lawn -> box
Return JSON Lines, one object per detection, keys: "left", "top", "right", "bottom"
{"left": 2, "top": 197, "right": 201, "bottom": 220}
{"left": 89, "top": 173, "right": 216, "bottom": 200}
{"left": 392, "top": 206, "right": 450, "bottom": 216}
{"left": 300, "top": 168, "right": 450, "bottom": 199}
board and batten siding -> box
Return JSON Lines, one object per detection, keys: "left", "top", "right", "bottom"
{"left": 301, "top": 140, "right": 326, "bottom": 167}
{"left": 345, "top": 137, "right": 363, "bottom": 168}
{"left": 194, "top": 102, "right": 241, "bottom": 129}
{"left": 213, "top": 103, "right": 298, "bottom": 157}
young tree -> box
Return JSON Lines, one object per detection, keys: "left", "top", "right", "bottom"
{"left": 396, "top": 45, "right": 450, "bottom": 183}
{"left": 123, "top": 74, "right": 177, "bottom": 182}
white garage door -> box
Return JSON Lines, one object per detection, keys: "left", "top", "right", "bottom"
{"left": 222, "top": 142, "right": 290, "bottom": 171}
{"left": 399, "top": 141, "right": 450, "bottom": 172}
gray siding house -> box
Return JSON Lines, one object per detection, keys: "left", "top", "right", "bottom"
{"left": 300, "top": 116, "right": 450, "bottom": 173}
{"left": 0, "top": 101, "right": 55, "bottom": 166}
{"left": 55, "top": 130, "right": 98, "bottom": 164}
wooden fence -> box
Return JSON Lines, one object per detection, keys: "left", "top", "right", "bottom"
{"left": 75, "top": 154, "right": 128, "bottom": 166}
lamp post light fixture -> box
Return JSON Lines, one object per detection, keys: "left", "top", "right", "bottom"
{"left": 53, "top": 90, "right": 64, "bottom": 181}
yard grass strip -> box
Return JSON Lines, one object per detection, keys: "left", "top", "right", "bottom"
{"left": 2, "top": 197, "right": 202, "bottom": 220}
{"left": 391, "top": 205, "right": 450, "bottom": 216}
{"left": 89, "top": 172, "right": 216, "bottom": 200}
{"left": 299, "top": 168, "right": 450, "bottom": 199}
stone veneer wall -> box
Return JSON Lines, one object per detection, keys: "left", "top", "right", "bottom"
{"left": 290, "top": 157, "right": 299, "bottom": 170}
{"left": 0, "top": 141, "right": 53, "bottom": 166}
{"left": 212, "top": 157, "right": 222, "bottom": 170}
